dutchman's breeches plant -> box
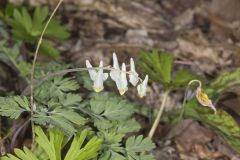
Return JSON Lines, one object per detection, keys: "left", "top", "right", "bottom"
{"left": 85, "top": 52, "right": 217, "bottom": 140}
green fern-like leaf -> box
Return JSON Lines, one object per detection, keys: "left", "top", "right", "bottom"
{"left": 35, "top": 76, "right": 79, "bottom": 101}
{"left": 88, "top": 93, "right": 135, "bottom": 121}
{"left": 6, "top": 6, "right": 69, "bottom": 58}
{"left": 0, "top": 96, "right": 29, "bottom": 119}
{"left": 32, "top": 76, "right": 86, "bottom": 135}
{"left": 125, "top": 135, "right": 155, "bottom": 160}
{"left": 98, "top": 131, "right": 125, "bottom": 160}
{"left": 0, "top": 40, "right": 31, "bottom": 78}
{"left": 1, "top": 127, "right": 102, "bottom": 160}
{"left": 139, "top": 49, "right": 199, "bottom": 90}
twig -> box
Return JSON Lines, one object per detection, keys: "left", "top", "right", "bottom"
{"left": 29, "top": 0, "right": 64, "bottom": 148}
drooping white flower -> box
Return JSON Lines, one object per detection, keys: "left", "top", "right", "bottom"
{"left": 137, "top": 75, "right": 148, "bottom": 98}
{"left": 110, "top": 52, "right": 120, "bottom": 81}
{"left": 129, "top": 58, "right": 139, "bottom": 86}
{"left": 86, "top": 60, "right": 108, "bottom": 92}
{"left": 116, "top": 63, "right": 128, "bottom": 95}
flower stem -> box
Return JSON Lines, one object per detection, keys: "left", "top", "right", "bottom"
{"left": 29, "top": 0, "right": 64, "bottom": 149}
{"left": 148, "top": 89, "right": 170, "bottom": 139}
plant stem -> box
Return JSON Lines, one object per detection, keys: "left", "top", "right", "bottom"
{"left": 148, "top": 89, "right": 170, "bottom": 139}
{"left": 29, "top": 0, "right": 64, "bottom": 149}
{"left": 168, "top": 79, "right": 202, "bottom": 139}
{"left": 21, "top": 66, "right": 143, "bottom": 95}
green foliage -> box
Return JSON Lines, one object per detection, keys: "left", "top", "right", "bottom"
{"left": 1, "top": 126, "right": 102, "bottom": 160}
{"left": 138, "top": 49, "right": 199, "bottom": 90}
{"left": 79, "top": 92, "right": 140, "bottom": 134}
{"left": 138, "top": 49, "right": 171, "bottom": 85}
{"left": 35, "top": 76, "right": 80, "bottom": 101}
{"left": 0, "top": 96, "right": 30, "bottom": 119}
{"left": 207, "top": 68, "right": 240, "bottom": 96}
{"left": 173, "top": 69, "right": 199, "bottom": 88}
{"left": 78, "top": 93, "right": 153, "bottom": 159}
{"left": 0, "top": 39, "right": 31, "bottom": 78}
{"left": 33, "top": 76, "right": 86, "bottom": 136}
{"left": 76, "top": 72, "right": 94, "bottom": 91}
{"left": 4, "top": 5, "right": 69, "bottom": 58}
{"left": 0, "top": 76, "right": 85, "bottom": 135}
{"left": 125, "top": 135, "right": 155, "bottom": 160}
{"left": 0, "top": 72, "right": 155, "bottom": 159}
{"left": 98, "top": 132, "right": 155, "bottom": 160}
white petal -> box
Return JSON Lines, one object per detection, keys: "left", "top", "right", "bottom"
{"left": 93, "top": 71, "right": 104, "bottom": 92}
{"left": 116, "top": 79, "right": 128, "bottom": 95}
{"left": 129, "top": 74, "right": 139, "bottom": 86}
{"left": 112, "top": 52, "right": 120, "bottom": 69}
{"left": 99, "top": 60, "right": 103, "bottom": 68}
{"left": 137, "top": 84, "right": 142, "bottom": 97}
{"left": 86, "top": 60, "right": 97, "bottom": 80}
{"left": 110, "top": 53, "right": 120, "bottom": 81}
{"left": 110, "top": 69, "right": 119, "bottom": 81}
{"left": 116, "top": 63, "right": 128, "bottom": 95}
{"left": 121, "top": 63, "right": 127, "bottom": 87}
{"left": 130, "top": 58, "right": 136, "bottom": 72}
{"left": 142, "top": 75, "right": 148, "bottom": 87}
{"left": 129, "top": 58, "right": 139, "bottom": 86}
{"left": 97, "top": 60, "right": 108, "bottom": 80}
{"left": 137, "top": 75, "right": 148, "bottom": 98}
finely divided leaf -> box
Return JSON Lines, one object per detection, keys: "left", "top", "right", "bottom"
{"left": 125, "top": 135, "right": 155, "bottom": 160}
{"left": 0, "top": 97, "right": 29, "bottom": 119}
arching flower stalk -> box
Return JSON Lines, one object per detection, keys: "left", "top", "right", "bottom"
{"left": 86, "top": 53, "right": 148, "bottom": 98}
{"left": 164, "top": 79, "right": 217, "bottom": 141}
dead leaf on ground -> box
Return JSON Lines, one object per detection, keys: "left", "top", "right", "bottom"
{"left": 174, "top": 120, "right": 215, "bottom": 156}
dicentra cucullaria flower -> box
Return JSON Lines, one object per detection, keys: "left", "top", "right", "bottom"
{"left": 110, "top": 53, "right": 128, "bottom": 95}
{"left": 86, "top": 60, "right": 108, "bottom": 92}
{"left": 115, "top": 63, "right": 128, "bottom": 95}
{"left": 86, "top": 53, "right": 148, "bottom": 98}
{"left": 137, "top": 75, "right": 148, "bottom": 98}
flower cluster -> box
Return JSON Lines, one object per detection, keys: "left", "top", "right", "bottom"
{"left": 86, "top": 53, "right": 148, "bottom": 98}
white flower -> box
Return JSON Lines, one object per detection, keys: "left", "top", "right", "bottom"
{"left": 86, "top": 60, "right": 108, "bottom": 92}
{"left": 109, "top": 53, "right": 128, "bottom": 95}
{"left": 129, "top": 58, "right": 139, "bottom": 86}
{"left": 110, "top": 52, "right": 120, "bottom": 81}
{"left": 115, "top": 63, "right": 128, "bottom": 95}
{"left": 137, "top": 75, "right": 148, "bottom": 98}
